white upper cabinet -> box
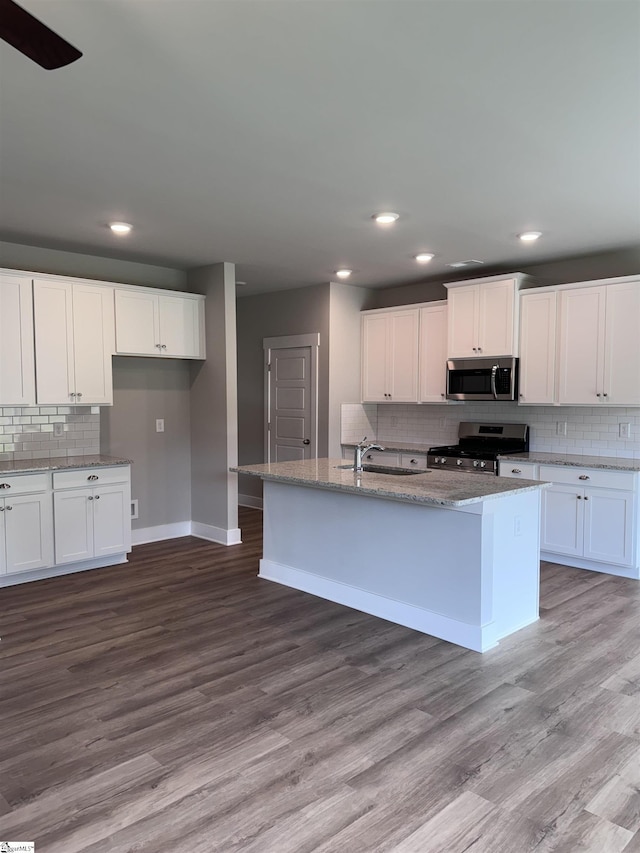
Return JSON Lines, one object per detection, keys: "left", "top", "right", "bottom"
{"left": 557, "top": 280, "right": 640, "bottom": 406}
{"left": 602, "top": 281, "right": 640, "bottom": 406}
{"left": 446, "top": 277, "right": 520, "bottom": 358}
{"left": 114, "top": 288, "right": 205, "bottom": 359}
{"left": 419, "top": 303, "right": 448, "bottom": 403}
{"left": 361, "top": 308, "right": 419, "bottom": 403}
{"left": 33, "top": 280, "right": 114, "bottom": 405}
{"left": 0, "top": 273, "right": 36, "bottom": 405}
{"left": 518, "top": 290, "right": 557, "bottom": 405}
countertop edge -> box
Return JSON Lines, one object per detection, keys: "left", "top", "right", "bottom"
{"left": 0, "top": 455, "right": 133, "bottom": 474}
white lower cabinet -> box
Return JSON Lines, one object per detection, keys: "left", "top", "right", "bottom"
{"left": 53, "top": 467, "right": 131, "bottom": 564}
{"left": 0, "top": 492, "right": 54, "bottom": 574}
{"left": 499, "top": 460, "right": 639, "bottom": 575}
{"left": 0, "top": 464, "right": 131, "bottom": 584}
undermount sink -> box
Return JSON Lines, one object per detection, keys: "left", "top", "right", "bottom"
{"left": 335, "top": 464, "right": 426, "bottom": 476}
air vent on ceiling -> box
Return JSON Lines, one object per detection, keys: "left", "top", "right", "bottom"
{"left": 447, "top": 260, "right": 485, "bottom": 269}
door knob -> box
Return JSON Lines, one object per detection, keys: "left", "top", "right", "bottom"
{"left": 303, "top": 439, "right": 310, "bottom": 445}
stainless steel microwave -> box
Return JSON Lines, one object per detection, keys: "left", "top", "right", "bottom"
{"left": 446, "top": 357, "right": 519, "bottom": 401}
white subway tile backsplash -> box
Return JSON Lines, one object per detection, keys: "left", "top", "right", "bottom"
{"left": 0, "top": 406, "right": 100, "bottom": 462}
{"left": 341, "top": 402, "right": 640, "bottom": 459}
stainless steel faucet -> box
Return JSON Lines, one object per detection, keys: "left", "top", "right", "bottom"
{"left": 354, "top": 436, "right": 384, "bottom": 471}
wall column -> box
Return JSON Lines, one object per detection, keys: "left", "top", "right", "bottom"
{"left": 188, "top": 262, "right": 240, "bottom": 544}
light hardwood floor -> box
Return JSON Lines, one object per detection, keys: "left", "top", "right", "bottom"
{"left": 1, "top": 507, "right": 639, "bottom": 852}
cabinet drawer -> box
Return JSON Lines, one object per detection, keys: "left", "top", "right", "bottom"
{"left": 53, "top": 466, "right": 130, "bottom": 490}
{"left": 400, "top": 453, "right": 427, "bottom": 469}
{"left": 362, "top": 450, "right": 400, "bottom": 466}
{"left": 0, "top": 472, "right": 49, "bottom": 494}
{"left": 499, "top": 462, "right": 538, "bottom": 480}
{"left": 539, "top": 465, "right": 636, "bottom": 491}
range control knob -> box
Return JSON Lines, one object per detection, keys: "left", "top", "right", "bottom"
{"left": 480, "top": 461, "right": 486, "bottom": 468}
{"left": 456, "top": 459, "right": 463, "bottom": 466}
{"left": 440, "top": 458, "right": 447, "bottom": 464}
{"left": 473, "top": 460, "right": 480, "bottom": 468}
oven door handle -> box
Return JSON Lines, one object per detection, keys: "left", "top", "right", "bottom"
{"left": 490, "top": 364, "right": 499, "bottom": 400}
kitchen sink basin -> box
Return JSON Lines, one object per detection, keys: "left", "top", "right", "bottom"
{"left": 335, "top": 464, "right": 426, "bottom": 476}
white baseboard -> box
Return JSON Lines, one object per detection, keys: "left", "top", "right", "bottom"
{"left": 132, "top": 520, "right": 243, "bottom": 547}
{"left": 540, "top": 551, "right": 639, "bottom": 579}
{"left": 259, "top": 558, "right": 497, "bottom": 653}
{"left": 191, "top": 521, "right": 242, "bottom": 546}
{"left": 0, "top": 554, "right": 128, "bottom": 587}
{"left": 238, "top": 494, "right": 263, "bottom": 510}
{"left": 131, "top": 521, "right": 192, "bottom": 545}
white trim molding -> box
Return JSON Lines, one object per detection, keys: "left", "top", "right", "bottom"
{"left": 191, "top": 521, "right": 242, "bottom": 545}
{"left": 238, "top": 494, "right": 264, "bottom": 510}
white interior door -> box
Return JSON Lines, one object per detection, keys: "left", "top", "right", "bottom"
{"left": 265, "top": 335, "right": 318, "bottom": 463}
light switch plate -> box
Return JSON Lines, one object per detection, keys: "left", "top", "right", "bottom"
{"left": 619, "top": 422, "right": 631, "bottom": 439}
{"left": 156, "top": 419, "right": 165, "bottom": 433}
{"left": 53, "top": 422, "right": 64, "bottom": 437}
{"left": 556, "top": 421, "right": 567, "bottom": 437}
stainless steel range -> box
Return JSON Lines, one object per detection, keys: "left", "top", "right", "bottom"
{"left": 427, "top": 422, "right": 529, "bottom": 475}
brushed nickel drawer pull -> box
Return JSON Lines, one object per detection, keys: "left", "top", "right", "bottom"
{"left": 578, "top": 475, "right": 590, "bottom": 480}
{"left": 0, "top": 483, "right": 10, "bottom": 489}
{"left": 511, "top": 469, "right": 522, "bottom": 474}
{"left": 87, "top": 474, "right": 99, "bottom": 481}
{"left": 5, "top": 505, "right": 12, "bottom": 510}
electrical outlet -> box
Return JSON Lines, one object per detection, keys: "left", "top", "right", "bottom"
{"left": 514, "top": 515, "right": 523, "bottom": 537}
{"left": 390, "top": 416, "right": 399, "bottom": 428}
{"left": 53, "top": 422, "right": 64, "bottom": 437}
{"left": 619, "top": 422, "right": 631, "bottom": 439}
{"left": 155, "top": 419, "right": 165, "bottom": 433}
{"left": 130, "top": 499, "right": 139, "bottom": 520}
{"left": 556, "top": 421, "right": 567, "bottom": 437}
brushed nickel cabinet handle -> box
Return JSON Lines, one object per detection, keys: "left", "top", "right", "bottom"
{"left": 511, "top": 469, "right": 522, "bottom": 474}
{"left": 88, "top": 496, "right": 94, "bottom": 501}
{"left": 577, "top": 495, "right": 582, "bottom": 499}
{"left": 5, "top": 505, "right": 12, "bottom": 510}
{"left": 77, "top": 392, "right": 83, "bottom": 398}
{"left": 0, "top": 483, "right": 10, "bottom": 489}
{"left": 0, "top": 506, "right": 4, "bottom": 511}
{"left": 578, "top": 475, "right": 590, "bottom": 480}
{"left": 95, "top": 495, "right": 101, "bottom": 500}
{"left": 87, "top": 474, "right": 99, "bottom": 481}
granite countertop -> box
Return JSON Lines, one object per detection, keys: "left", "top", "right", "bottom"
{"left": 232, "top": 458, "right": 548, "bottom": 508}
{"left": 498, "top": 451, "right": 640, "bottom": 472}
{"left": 0, "top": 454, "right": 132, "bottom": 475}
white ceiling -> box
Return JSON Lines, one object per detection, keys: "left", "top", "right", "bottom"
{"left": 1, "top": 0, "right": 639, "bottom": 295}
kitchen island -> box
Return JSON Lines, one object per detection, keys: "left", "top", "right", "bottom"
{"left": 233, "top": 459, "right": 550, "bottom": 652}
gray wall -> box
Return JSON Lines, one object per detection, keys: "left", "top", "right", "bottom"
{"left": 372, "top": 246, "right": 640, "bottom": 308}
{"left": 189, "top": 263, "right": 239, "bottom": 534}
{"left": 0, "top": 240, "right": 187, "bottom": 289}
{"left": 328, "top": 282, "right": 372, "bottom": 458}
{"left": 101, "top": 358, "right": 192, "bottom": 530}
{"left": 236, "top": 283, "right": 331, "bottom": 500}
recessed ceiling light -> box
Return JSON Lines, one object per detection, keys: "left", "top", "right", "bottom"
{"left": 373, "top": 212, "right": 399, "bottom": 225}
{"left": 518, "top": 231, "right": 542, "bottom": 242}
{"left": 109, "top": 222, "right": 132, "bottom": 235}
{"left": 415, "top": 253, "right": 434, "bottom": 263}
{"left": 336, "top": 269, "right": 352, "bottom": 279}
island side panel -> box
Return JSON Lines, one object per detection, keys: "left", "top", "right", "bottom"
{"left": 479, "top": 488, "right": 541, "bottom": 648}
{"left": 260, "top": 480, "right": 489, "bottom": 650}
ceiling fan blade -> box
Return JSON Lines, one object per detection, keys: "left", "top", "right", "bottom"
{"left": 0, "top": 0, "right": 82, "bottom": 69}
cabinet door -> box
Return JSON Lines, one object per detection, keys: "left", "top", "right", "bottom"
{"left": 419, "top": 304, "right": 448, "bottom": 403}
{"left": 72, "top": 284, "right": 114, "bottom": 405}
{"left": 158, "top": 296, "right": 204, "bottom": 358}
{"left": 361, "top": 313, "right": 389, "bottom": 402}
{"left": 478, "top": 279, "right": 516, "bottom": 356}
{"left": 33, "top": 280, "right": 76, "bottom": 405}
{"left": 387, "top": 310, "right": 419, "bottom": 403}
{"left": 557, "top": 286, "right": 606, "bottom": 404}
{"left": 603, "top": 281, "right": 640, "bottom": 405}
{"left": 584, "top": 488, "right": 635, "bottom": 567}
{"left": 541, "top": 484, "right": 584, "bottom": 556}
{"left": 447, "top": 286, "right": 479, "bottom": 357}
{"left": 4, "top": 493, "right": 54, "bottom": 573}
{"left": 518, "top": 291, "right": 557, "bottom": 404}
{"left": 93, "top": 483, "right": 131, "bottom": 557}
{"left": 53, "top": 488, "right": 94, "bottom": 564}
{"left": 114, "top": 290, "right": 159, "bottom": 355}
{"left": 0, "top": 274, "right": 36, "bottom": 405}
